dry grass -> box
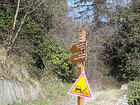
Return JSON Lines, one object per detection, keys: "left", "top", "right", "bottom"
{"left": 0, "top": 45, "right": 39, "bottom": 88}
{"left": 13, "top": 74, "right": 74, "bottom": 105}
{"left": 0, "top": 45, "right": 72, "bottom": 105}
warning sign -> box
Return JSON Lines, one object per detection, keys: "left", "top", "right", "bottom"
{"left": 68, "top": 72, "right": 92, "bottom": 99}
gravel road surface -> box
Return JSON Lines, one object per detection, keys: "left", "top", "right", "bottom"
{"left": 62, "top": 89, "right": 128, "bottom": 105}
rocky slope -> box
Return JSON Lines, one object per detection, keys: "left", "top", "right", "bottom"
{"left": 0, "top": 46, "right": 40, "bottom": 105}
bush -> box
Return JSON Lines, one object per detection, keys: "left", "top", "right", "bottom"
{"left": 19, "top": 12, "right": 77, "bottom": 82}
{"left": 127, "top": 81, "right": 140, "bottom": 105}
{"left": 35, "top": 39, "right": 77, "bottom": 82}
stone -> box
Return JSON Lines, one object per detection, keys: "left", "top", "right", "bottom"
{"left": 0, "top": 79, "right": 40, "bottom": 105}
{"left": 121, "top": 84, "right": 128, "bottom": 90}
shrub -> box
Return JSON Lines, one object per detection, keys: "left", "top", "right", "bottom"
{"left": 127, "top": 81, "right": 140, "bottom": 105}
{"left": 35, "top": 39, "right": 77, "bottom": 82}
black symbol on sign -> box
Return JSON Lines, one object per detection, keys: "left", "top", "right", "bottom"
{"left": 75, "top": 86, "right": 81, "bottom": 93}
{"left": 74, "top": 86, "right": 89, "bottom": 95}
{"left": 82, "top": 87, "right": 89, "bottom": 95}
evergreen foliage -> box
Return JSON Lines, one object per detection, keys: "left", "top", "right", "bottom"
{"left": 105, "top": 7, "right": 140, "bottom": 82}
{"left": 35, "top": 39, "right": 77, "bottom": 82}
{"left": 127, "top": 81, "right": 140, "bottom": 105}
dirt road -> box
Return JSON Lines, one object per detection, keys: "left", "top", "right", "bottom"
{"left": 62, "top": 89, "right": 128, "bottom": 105}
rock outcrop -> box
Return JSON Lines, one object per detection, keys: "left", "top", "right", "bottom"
{"left": 0, "top": 79, "right": 39, "bottom": 105}
{"left": 0, "top": 45, "right": 40, "bottom": 105}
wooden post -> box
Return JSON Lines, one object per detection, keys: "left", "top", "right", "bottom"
{"left": 78, "top": 30, "right": 86, "bottom": 105}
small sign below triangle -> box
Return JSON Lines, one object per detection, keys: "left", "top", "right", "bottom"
{"left": 68, "top": 72, "right": 92, "bottom": 99}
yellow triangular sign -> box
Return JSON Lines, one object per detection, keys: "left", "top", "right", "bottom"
{"left": 68, "top": 72, "right": 92, "bottom": 99}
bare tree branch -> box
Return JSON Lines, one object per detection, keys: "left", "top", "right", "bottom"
{"left": 27, "top": 0, "right": 45, "bottom": 15}
{"left": 12, "top": 0, "right": 20, "bottom": 30}
{"left": 12, "top": 14, "right": 27, "bottom": 44}
{"left": 11, "top": 0, "right": 45, "bottom": 45}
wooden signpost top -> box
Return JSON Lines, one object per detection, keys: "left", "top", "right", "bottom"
{"left": 80, "top": 30, "right": 86, "bottom": 42}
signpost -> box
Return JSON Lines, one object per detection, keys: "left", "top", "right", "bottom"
{"left": 69, "top": 30, "right": 92, "bottom": 105}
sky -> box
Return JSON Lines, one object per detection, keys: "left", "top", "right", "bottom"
{"left": 67, "top": 0, "right": 132, "bottom": 23}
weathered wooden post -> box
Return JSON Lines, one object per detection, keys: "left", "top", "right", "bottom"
{"left": 78, "top": 30, "right": 86, "bottom": 105}
{"left": 69, "top": 30, "right": 92, "bottom": 105}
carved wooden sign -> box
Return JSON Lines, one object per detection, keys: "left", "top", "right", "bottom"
{"left": 70, "top": 41, "right": 86, "bottom": 53}
{"left": 70, "top": 52, "right": 86, "bottom": 64}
